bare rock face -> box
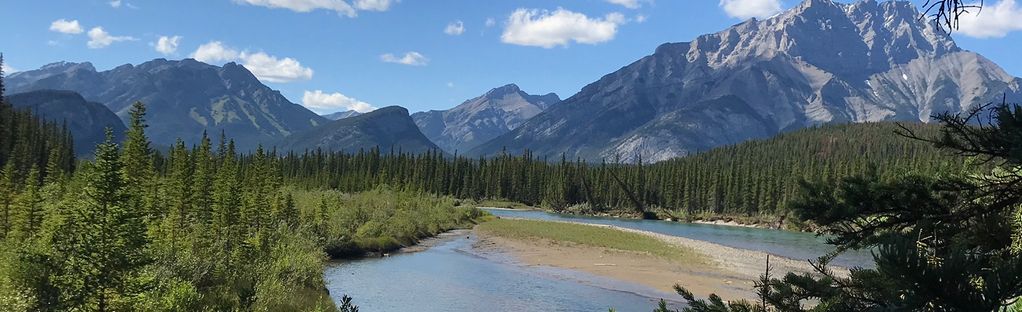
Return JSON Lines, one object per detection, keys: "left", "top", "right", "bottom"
{"left": 280, "top": 106, "right": 441, "bottom": 154}
{"left": 412, "top": 84, "right": 559, "bottom": 153}
{"left": 471, "top": 0, "right": 1021, "bottom": 163}
{"left": 7, "top": 58, "right": 326, "bottom": 150}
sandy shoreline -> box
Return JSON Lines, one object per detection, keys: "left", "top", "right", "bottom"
{"left": 474, "top": 219, "right": 848, "bottom": 301}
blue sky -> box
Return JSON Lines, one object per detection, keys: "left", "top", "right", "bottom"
{"left": 3, "top": 0, "right": 1022, "bottom": 115}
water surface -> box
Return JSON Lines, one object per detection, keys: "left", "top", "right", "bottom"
{"left": 325, "top": 233, "right": 682, "bottom": 312}
{"left": 483, "top": 208, "right": 873, "bottom": 268}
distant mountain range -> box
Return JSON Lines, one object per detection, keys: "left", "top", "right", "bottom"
{"left": 471, "top": 0, "right": 1022, "bottom": 162}
{"left": 6, "top": 59, "right": 326, "bottom": 150}
{"left": 279, "top": 106, "right": 440, "bottom": 154}
{"left": 5, "top": 0, "right": 1021, "bottom": 163}
{"left": 322, "top": 110, "right": 363, "bottom": 120}
{"left": 412, "top": 84, "right": 558, "bottom": 153}
{"left": 6, "top": 90, "right": 126, "bottom": 155}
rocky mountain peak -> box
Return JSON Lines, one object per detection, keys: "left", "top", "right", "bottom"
{"left": 471, "top": 0, "right": 1020, "bottom": 163}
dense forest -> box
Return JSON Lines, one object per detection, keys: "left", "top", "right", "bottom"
{"left": 0, "top": 59, "right": 484, "bottom": 311}
{"left": 277, "top": 122, "right": 961, "bottom": 221}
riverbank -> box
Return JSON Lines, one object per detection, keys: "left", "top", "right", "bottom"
{"left": 475, "top": 218, "right": 848, "bottom": 301}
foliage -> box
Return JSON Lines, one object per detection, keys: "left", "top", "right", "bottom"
{"left": 278, "top": 122, "right": 959, "bottom": 220}
{"left": 675, "top": 102, "right": 1022, "bottom": 311}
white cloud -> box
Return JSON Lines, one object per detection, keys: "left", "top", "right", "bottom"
{"left": 445, "top": 20, "right": 465, "bottom": 35}
{"left": 239, "top": 51, "right": 314, "bottom": 83}
{"left": 719, "top": 0, "right": 782, "bottom": 20}
{"left": 501, "top": 8, "right": 626, "bottom": 48}
{"left": 635, "top": 14, "right": 647, "bottom": 23}
{"left": 302, "top": 90, "right": 377, "bottom": 113}
{"left": 154, "top": 35, "right": 182, "bottom": 55}
{"left": 606, "top": 0, "right": 640, "bottom": 9}
{"left": 109, "top": 0, "right": 122, "bottom": 7}
{"left": 446, "top": 82, "right": 455, "bottom": 88}
{"left": 191, "top": 41, "right": 313, "bottom": 83}
{"left": 49, "top": 19, "right": 84, "bottom": 34}
{"left": 235, "top": 0, "right": 394, "bottom": 17}
{"left": 380, "top": 52, "right": 428, "bottom": 66}
{"left": 2, "top": 63, "right": 16, "bottom": 74}
{"left": 237, "top": 0, "right": 356, "bottom": 16}
{"left": 87, "top": 27, "right": 136, "bottom": 49}
{"left": 353, "top": 0, "right": 392, "bottom": 11}
{"left": 485, "top": 17, "right": 497, "bottom": 27}
{"left": 192, "top": 41, "right": 240, "bottom": 63}
{"left": 958, "top": 0, "right": 1022, "bottom": 38}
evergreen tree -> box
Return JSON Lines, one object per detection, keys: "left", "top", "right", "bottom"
{"left": 119, "top": 101, "right": 156, "bottom": 220}
{"left": 12, "top": 166, "right": 42, "bottom": 239}
{"left": 52, "top": 129, "right": 149, "bottom": 311}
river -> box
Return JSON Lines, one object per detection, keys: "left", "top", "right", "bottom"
{"left": 323, "top": 208, "right": 875, "bottom": 311}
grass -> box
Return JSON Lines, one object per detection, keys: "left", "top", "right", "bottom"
{"left": 475, "top": 199, "right": 534, "bottom": 210}
{"left": 477, "top": 219, "right": 708, "bottom": 265}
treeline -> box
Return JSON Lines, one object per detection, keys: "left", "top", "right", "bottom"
{"left": 0, "top": 100, "right": 483, "bottom": 311}
{"left": 278, "top": 122, "right": 962, "bottom": 217}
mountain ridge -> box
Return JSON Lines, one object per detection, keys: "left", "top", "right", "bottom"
{"left": 470, "top": 0, "right": 1021, "bottom": 162}
{"left": 6, "top": 58, "right": 327, "bottom": 150}
{"left": 412, "top": 83, "right": 559, "bottom": 153}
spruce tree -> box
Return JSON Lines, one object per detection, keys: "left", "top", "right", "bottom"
{"left": 12, "top": 165, "right": 42, "bottom": 239}
{"left": 120, "top": 101, "right": 156, "bottom": 220}
{"left": 52, "top": 129, "right": 149, "bottom": 311}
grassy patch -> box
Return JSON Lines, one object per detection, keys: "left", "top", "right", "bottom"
{"left": 477, "top": 219, "right": 707, "bottom": 265}
{"left": 475, "top": 199, "right": 534, "bottom": 210}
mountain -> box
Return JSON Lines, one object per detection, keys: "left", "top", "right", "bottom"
{"left": 322, "top": 110, "right": 363, "bottom": 120}
{"left": 471, "top": 0, "right": 1022, "bottom": 163}
{"left": 278, "top": 106, "right": 441, "bottom": 154}
{"left": 6, "top": 58, "right": 327, "bottom": 150}
{"left": 6, "top": 90, "right": 127, "bottom": 155}
{"left": 412, "top": 84, "right": 559, "bottom": 153}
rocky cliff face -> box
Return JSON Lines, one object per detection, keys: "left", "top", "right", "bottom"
{"left": 6, "top": 90, "right": 127, "bottom": 156}
{"left": 471, "top": 0, "right": 1021, "bottom": 163}
{"left": 280, "top": 106, "right": 440, "bottom": 154}
{"left": 7, "top": 58, "right": 326, "bottom": 150}
{"left": 412, "top": 84, "right": 559, "bottom": 153}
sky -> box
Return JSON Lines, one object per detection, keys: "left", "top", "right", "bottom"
{"left": 2, "top": 0, "right": 1022, "bottom": 115}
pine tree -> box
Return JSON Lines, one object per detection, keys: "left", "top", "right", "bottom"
{"left": 0, "top": 161, "right": 16, "bottom": 240}
{"left": 120, "top": 101, "right": 156, "bottom": 220}
{"left": 52, "top": 129, "right": 149, "bottom": 311}
{"left": 12, "top": 165, "right": 42, "bottom": 239}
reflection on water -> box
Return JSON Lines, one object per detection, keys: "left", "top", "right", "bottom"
{"left": 324, "top": 233, "right": 682, "bottom": 312}
{"left": 483, "top": 208, "right": 874, "bottom": 268}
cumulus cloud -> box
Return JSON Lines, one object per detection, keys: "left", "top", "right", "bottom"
{"left": 501, "top": 8, "right": 626, "bottom": 48}
{"left": 485, "top": 17, "right": 497, "bottom": 27}
{"left": 635, "top": 14, "right": 647, "bottom": 23}
{"left": 192, "top": 41, "right": 240, "bottom": 63}
{"left": 302, "top": 90, "right": 376, "bottom": 113}
{"left": 957, "top": 0, "right": 1022, "bottom": 38}
{"left": 154, "top": 35, "right": 182, "bottom": 55}
{"left": 49, "top": 19, "right": 84, "bottom": 34}
{"left": 192, "top": 41, "right": 314, "bottom": 83}
{"left": 235, "top": 0, "right": 393, "bottom": 17}
{"left": 606, "top": 0, "right": 640, "bottom": 9}
{"left": 87, "top": 27, "right": 136, "bottom": 49}
{"left": 109, "top": 0, "right": 122, "bottom": 7}
{"left": 380, "top": 52, "right": 428, "bottom": 66}
{"left": 353, "top": 0, "right": 392, "bottom": 11}
{"left": 445, "top": 20, "right": 465, "bottom": 35}
{"left": 240, "top": 52, "right": 314, "bottom": 83}
{"left": 719, "top": 0, "right": 782, "bottom": 20}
